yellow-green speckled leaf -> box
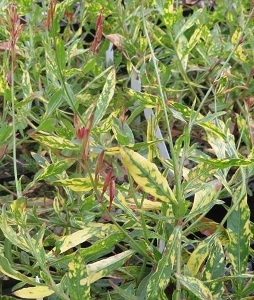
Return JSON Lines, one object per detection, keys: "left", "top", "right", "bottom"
{"left": 31, "top": 134, "right": 78, "bottom": 150}
{"left": 184, "top": 162, "right": 219, "bottom": 190}
{"left": 68, "top": 252, "right": 90, "bottom": 298}
{"left": 93, "top": 67, "right": 116, "bottom": 126}
{"left": 187, "top": 239, "right": 210, "bottom": 277}
{"left": 175, "top": 274, "right": 213, "bottom": 300}
{"left": 168, "top": 101, "right": 225, "bottom": 138}
{"left": 190, "top": 180, "right": 221, "bottom": 215}
{"left": 202, "top": 238, "right": 225, "bottom": 298}
{"left": 47, "top": 227, "right": 102, "bottom": 256}
{"left": 53, "top": 177, "right": 102, "bottom": 192}
{"left": 120, "top": 147, "right": 177, "bottom": 205}
{"left": 81, "top": 250, "right": 134, "bottom": 285}
{"left": 146, "top": 225, "right": 182, "bottom": 299}
{"left": 13, "top": 285, "right": 54, "bottom": 299}
{"left": 36, "top": 160, "right": 75, "bottom": 181}
{"left": 227, "top": 186, "right": 251, "bottom": 274}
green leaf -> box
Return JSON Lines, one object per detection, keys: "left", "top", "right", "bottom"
{"left": 0, "top": 255, "right": 37, "bottom": 286}
{"left": 112, "top": 116, "right": 134, "bottom": 146}
{"left": 93, "top": 67, "right": 116, "bottom": 126}
{"left": 120, "top": 147, "right": 177, "bottom": 205}
{"left": 56, "top": 37, "right": 66, "bottom": 71}
{"left": 68, "top": 252, "right": 90, "bottom": 299}
{"left": 227, "top": 186, "right": 251, "bottom": 274}
{"left": 175, "top": 274, "right": 213, "bottom": 300}
{"left": 111, "top": 283, "right": 142, "bottom": 300}
{"left": 146, "top": 225, "right": 182, "bottom": 299}
{"left": 13, "top": 285, "right": 55, "bottom": 299}
{"left": 31, "top": 134, "right": 78, "bottom": 150}
{"left": 44, "top": 89, "right": 65, "bottom": 119}
{"left": 36, "top": 160, "right": 75, "bottom": 181}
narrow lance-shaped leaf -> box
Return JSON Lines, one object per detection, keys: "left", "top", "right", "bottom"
{"left": 202, "top": 238, "right": 225, "bottom": 298}
{"left": 68, "top": 251, "right": 90, "bottom": 299}
{"left": 227, "top": 186, "right": 251, "bottom": 274}
{"left": 120, "top": 147, "right": 177, "bottom": 205}
{"left": 175, "top": 274, "right": 213, "bottom": 300}
{"left": 31, "top": 134, "right": 78, "bottom": 150}
{"left": 146, "top": 225, "right": 182, "bottom": 299}
{"left": 36, "top": 160, "right": 75, "bottom": 181}
{"left": 81, "top": 250, "right": 135, "bottom": 285}
{"left": 93, "top": 67, "right": 116, "bottom": 126}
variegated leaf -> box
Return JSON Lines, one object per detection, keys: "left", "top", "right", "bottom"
{"left": 202, "top": 238, "right": 225, "bottom": 298}
{"left": 93, "top": 67, "right": 116, "bottom": 127}
{"left": 81, "top": 250, "right": 134, "bottom": 285}
{"left": 68, "top": 251, "right": 90, "bottom": 298}
{"left": 120, "top": 147, "right": 177, "bottom": 205}
{"left": 184, "top": 162, "right": 219, "bottom": 192}
{"left": 53, "top": 177, "right": 102, "bottom": 192}
{"left": 146, "top": 225, "right": 182, "bottom": 298}
{"left": 175, "top": 274, "right": 213, "bottom": 300}
{"left": 31, "top": 134, "right": 78, "bottom": 150}
{"left": 187, "top": 239, "right": 210, "bottom": 276}
{"left": 227, "top": 186, "right": 251, "bottom": 274}
{"left": 36, "top": 160, "right": 75, "bottom": 181}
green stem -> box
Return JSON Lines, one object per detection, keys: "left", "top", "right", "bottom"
{"left": 140, "top": 1, "right": 182, "bottom": 211}
{"left": 10, "top": 43, "right": 21, "bottom": 198}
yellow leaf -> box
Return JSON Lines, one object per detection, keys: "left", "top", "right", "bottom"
{"left": 14, "top": 285, "right": 54, "bottom": 299}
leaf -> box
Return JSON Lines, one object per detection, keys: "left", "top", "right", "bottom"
{"left": 31, "top": 134, "right": 78, "bottom": 150}
{"left": 187, "top": 239, "right": 210, "bottom": 277}
{"left": 120, "top": 147, "right": 177, "bottom": 205}
{"left": 146, "top": 225, "right": 182, "bottom": 299}
{"left": 68, "top": 252, "right": 90, "bottom": 299}
{"left": 47, "top": 226, "right": 103, "bottom": 256}
{"left": 13, "top": 285, "right": 54, "bottom": 299}
{"left": 93, "top": 67, "right": 116, "bottom": 126}
{"left": 125, "top": 88, "right": 158, "bottom": 108}
{"left": 175, "top": 9, "right": 203, "bottom": 41}
{"left": 202, "top": 238, "right": 225, "bottom": 298}
{"left": 189, "top": 180, "right": 221, "bottom": 215}
{"left": 112, "top": 116, "right": 134, "bottom": 146}
{"left": 44, "top": 89, "right": 65, "bottom": 119}
{"left": 168, "top": 101, "right": 225, "bottom": 138}
{"left": 81, "top": 250, "right": 135, "bottom": 285}
{"left": 175, "top": 274, "right": 213, "bottom": 300}
{"left": 56, "top": 37, "right": 66, "bottom": 71}
{"left": 111, "top": 282, "right": 142, "bottom": 300}
{"left": 227, "top": 186, "right": 251, "bottom": 274}
{"left": 0, "top": 255, "right": 37, "bottom": 286}
{"left": 36, "top": 160, "right": 75, "bottom": 181}
{"left": 0, "top": 207, "right": 31, "bottom": 252}
{"left": 184, "top": 162, "right": 219, "bottom": 191}
{"left": 53, "top": 177, "right": 102, "bottom": 192}
{"left": 191, "top": 157, "right": 254, "bottom": 168}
